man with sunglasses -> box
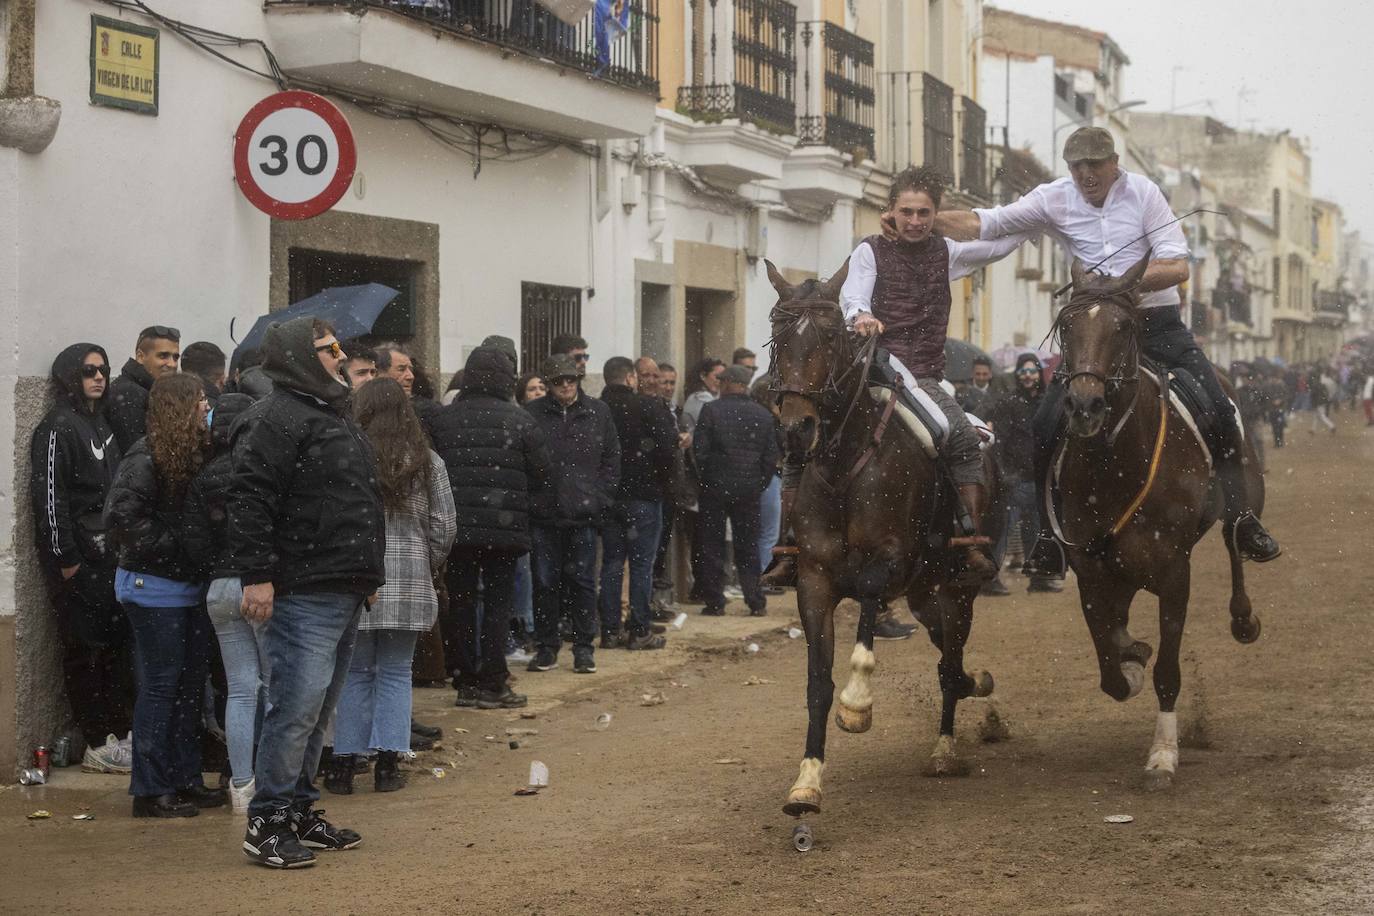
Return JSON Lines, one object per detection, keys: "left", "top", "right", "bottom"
{"left": 551, "top": 333, "right": 591, "bottom": 382}
{"left": 108, "top": 325, "right": 181, "bottom": 454}
{"left": 30, "top": 344, "right": 135, "bottom": 774}
{"left": 927, "top": 127, "right": 1280, "bottom": 576}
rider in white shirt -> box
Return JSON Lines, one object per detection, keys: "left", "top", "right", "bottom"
{"left": 933, "top": 127, "right": 1281, "bottom": 575}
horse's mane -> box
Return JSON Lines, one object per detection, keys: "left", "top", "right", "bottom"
{"left": 1047, "top": 276, "right": 1144, "bottom": 356}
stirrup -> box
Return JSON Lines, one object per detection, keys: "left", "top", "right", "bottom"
{"left": 1022, "top": 535, "right": 1067, "bottom": 579}
{"left": 1225, "top": 512, "right": 1281, "bottom": 563}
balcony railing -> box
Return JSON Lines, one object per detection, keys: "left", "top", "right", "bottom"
{"left": 960, "top": 96, "right": 986, "bottom": 198}
{"left": 922, "top": 72, "right": 955, "bottom": 183}
{"left": 797, "top": 21, "right": 874, "bottom": 160}
{"left": 677, "top": 0, "right": 796, "bottom": 134}
{"left": 266, "top": 0, "right": 660, "bottom": 95}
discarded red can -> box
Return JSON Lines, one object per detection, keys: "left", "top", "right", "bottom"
{"left": 34, "top": 746, "right": 50, "bottom": 779}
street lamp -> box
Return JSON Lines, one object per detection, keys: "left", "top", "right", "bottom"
{"left": 1052, "top": 99, "right": 1147, "bottom": 144}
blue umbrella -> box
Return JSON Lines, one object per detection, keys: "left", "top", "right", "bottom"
{"left": 231, "top": 283, "right": 400, "bottom": 362}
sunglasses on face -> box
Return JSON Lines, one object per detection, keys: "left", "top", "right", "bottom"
{"left": 81, "top": 364, "right": 110, "bottom": 379}
{"left": 571, "top": 353, "right": 590, "bottom": 363}
{"left": 315, "top": 341, "right": 344, "bottom": 358}
{"left": 1016, "top": 368, "right": 1039, "bottom": 376}
{"left": 551, "top": 376, "right": 579, "bottom": 385}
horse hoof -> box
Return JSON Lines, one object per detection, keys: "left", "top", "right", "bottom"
{"left": 972, "top": 670, "right": 995, "bottom": 698}
{"left": 1231, "top": 614, "right": 1262, "bottom": 645}
{"left": 783, "top": 793, "right": 821, "bottom": 817}
{"left": 835, "top": 704, "right": 872, "bottom": 734}
{"left": 1120, "top": 661, "right": 1146, "bottom": 700}
{"left": 1143, "top": 768, "right": 1175, "bottom": 792}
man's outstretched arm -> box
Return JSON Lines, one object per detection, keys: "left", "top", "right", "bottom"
{"left": 934, "top": 210, "right": 983, "bottom": 241}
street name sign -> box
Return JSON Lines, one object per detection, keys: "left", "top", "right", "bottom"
{"left": 233, "top": 91, "right": 357, "bottom": 220}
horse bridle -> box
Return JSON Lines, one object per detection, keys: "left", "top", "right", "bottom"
{"left": 767, "top": 300, "right": 877, "bottom": 454}
{"left": 1051, "top": 292, "right": 1143, "bottom": 397}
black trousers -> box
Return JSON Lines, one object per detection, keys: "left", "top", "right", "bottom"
{"left": 48, "top": 558, "right": 135, "bottom": 749}
{"left": 653, "top": 501, "right": 675, "bottom": 588}
{"left": 696, "top": 497, "right": 765, "bottom": 613}
{"left": 446, "top": 547, "right": 518, "bottom": 691}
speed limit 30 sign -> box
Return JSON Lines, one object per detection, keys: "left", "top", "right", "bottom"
{"left": 233, "top": 90, "right": 357, "bottom": 220}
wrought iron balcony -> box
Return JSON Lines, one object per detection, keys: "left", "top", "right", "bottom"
{"left": 266, "top": 0, "right": 660, "bottom": 96}
{"left": 796, "top": 21, "right": 875, "bottom": 161}
{"left": 677, "top": 0, "right": 796, "bottom": 135}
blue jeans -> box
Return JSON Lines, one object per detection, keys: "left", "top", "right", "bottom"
{"left": 249, "top": 592, "right": 363, "bottom": 818}
{"left": 994, "top": 479, "right": 1038, "bottom": 570}
{"left": 758, "top": 474, "right": 782, "bottom": 571}
{"left": 513, "top": 554, "right": 533, "bottom": 636}
{"left": 125, "top": 602, "right": 211, "bottom": 797}
{"left": 206, "top": 577, "right": 267, "bottom": 787}
{"left": 333, "top": 629, "right": 419, "bottom": 755}
{"left": 531, "top": 525, "right": 597, "bottom": 652}
{"left": 598, "top": 500, "right": 662, "bottom": 636}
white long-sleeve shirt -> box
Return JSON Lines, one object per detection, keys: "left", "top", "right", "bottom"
{"left": 839, "top": 233, "right": 1032, "bottom": 323}
{"left": 973, "top": 169, "right": 1189, "bottom": 309}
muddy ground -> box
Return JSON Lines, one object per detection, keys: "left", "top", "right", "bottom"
{"left": 3, "top": 411, "right": 1372, "bottom": 915}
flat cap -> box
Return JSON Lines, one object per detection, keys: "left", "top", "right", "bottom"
{"left": 721, "top": 364, "right": 755, "bottom": 386}
{"left": 543, "top": 353, "right": 581, "bottom": 381}
{"left": 1062, "top": 126, "right": 1116, "bottom": 162}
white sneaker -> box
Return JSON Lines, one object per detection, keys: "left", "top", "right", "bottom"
{"left": 723, "top": 585, "right": 745, "bottom": 600}
{"left": 506, "top": 647, "right": 534, "bottom": 664}
{"left": 81, "top": 734, "right": 132, "bottom": 774}
{"left": 230, "top": 779, "right": 256, "bottom": 815}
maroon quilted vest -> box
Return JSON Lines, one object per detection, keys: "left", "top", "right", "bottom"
{"left": 864, "top": 234, "right": 952, "bottom": 379}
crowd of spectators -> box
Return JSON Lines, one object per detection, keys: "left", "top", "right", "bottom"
{"left": 31, "top": 320, "right": 781, "bottom": 868}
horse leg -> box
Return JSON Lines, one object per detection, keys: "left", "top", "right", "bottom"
{"left": 1145, "top": 566, "right": 1190, "bottom": 791}
{"left": 835, "top": 563, "right": 889, "bottom": 734}
{"left": 1079, "top": 576, "right": 1147, "bottom": 701}
{"left": 924, "top": 589, "right": 993, "bottom": 777}
{"left": 1226, "top": 536, "right": 1262, "bottom": 644}
{"left": 784, "top": 566, "right": 838, "bottom": 816}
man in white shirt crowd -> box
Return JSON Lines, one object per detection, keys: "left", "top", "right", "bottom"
{"left": 931, "top": 127, "right": 1280, "bottom": 576}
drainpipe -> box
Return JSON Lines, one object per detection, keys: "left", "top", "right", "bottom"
{"left": 647, "top": 122, "right": 666, "bottom": 242}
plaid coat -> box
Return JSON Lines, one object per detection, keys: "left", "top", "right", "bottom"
{"left": 360, "top": 451, "right": 456, "bottom": 632}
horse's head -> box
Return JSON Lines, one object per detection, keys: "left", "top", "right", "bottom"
{"left": 765, "top": 258, "right": 851, "bottom": 456}
{"left": 1057, "top": 252, "right": 1149, "bottom": 438}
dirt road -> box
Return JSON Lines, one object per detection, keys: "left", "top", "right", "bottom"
{"left": 4, "top": 413, "right": 1372, "bottom": 915}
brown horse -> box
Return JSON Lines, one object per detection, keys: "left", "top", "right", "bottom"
{"left": 765, "top": 261, "right": 997, "bottom": 818}
{"left": 1054, "top": 255, "right": 1264, "bottom": 790}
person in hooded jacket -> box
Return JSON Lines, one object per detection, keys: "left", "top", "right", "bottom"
{"left": 985, "top": 353, "right": 1061, "bottom": 595}
{"left": 30, "top": 343, "right": 135, "bottom": 774}
{"left": 524, "top": 353, "right": 620, "bottom": 675}
{"left": 227, "top": 317, "right": 385, "bottom": 869}
{"left": 181, "top": 392, "right": 260, "bottom": 814}
{"left": 108, "top": 325, "right": 182, "bottom": 454}
{"left": 104, "top": 373, "right": 221, "bottom": 818}
{"left": 429, "top": 346, "right": 550, "bottom": 707}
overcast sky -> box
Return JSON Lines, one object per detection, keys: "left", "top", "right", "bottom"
{"left": 990, "top": 0, "right": 1374, "bottom": 241}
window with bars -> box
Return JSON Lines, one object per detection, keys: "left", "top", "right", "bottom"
{"left": 732, "top": 0, "right": 797, "bottom": 133}
{"left": 520, "top": 282, "right": 582, "bottom": 374}
{"left": 922, "top": 72, "right": 955, "bottom": 183}
{"left": 960, "top": 96, "right": 986, "bottom": 198}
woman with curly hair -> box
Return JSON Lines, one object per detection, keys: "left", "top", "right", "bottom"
{"left": 104, "top": 373, "right": 219, "bottom": 818}
{"left": 325, "top": 378, "right": 455, "bottom": 794}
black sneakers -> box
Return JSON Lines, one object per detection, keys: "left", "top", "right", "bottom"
{"left": 527, "top": 648, "right": 558, "bottom": 672}
{"left": 454, "top": 684, "right": 481, "bottom": 707}
{"left": 572, "top": 648, "right": 597, "bottom": 674}
{"left": 132, "top": 793, "right": 198, "bottom": 818}
{"left": 291, "top": 807, "right": 362, "bottom": 851}
{"left": 244, "top": 808, "right": 315, "bottom": 869}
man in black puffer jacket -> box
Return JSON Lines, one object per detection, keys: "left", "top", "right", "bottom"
{"left": 226, "top": 316, "right": 384, "bottom": 869}
{"left": 108, "top": 326, "right": 181, "bottom": 455}
{"left": 524, "top": 353, "right": 620, "bottom": 675}
{"left": 428, "top": 346, "right": 550, "bottom": 709}
{"left": 30, "top": 343, "right": 134, "bottom": 768}
{"left": 693, "top": 364, "right": 779, "bottom": 616}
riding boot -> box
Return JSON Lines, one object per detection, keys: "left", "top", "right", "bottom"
{"left": 760, "top": 484, "right": 799, "bottom": 588}
{"left": 1023, "top": 384, "right": 1068, "bottom": 579}
{"left": 1214, "top": 429, "right": 1281, "bottom": 562}
{"left": 955, "top": 483, "right": 997, "bottom": 583}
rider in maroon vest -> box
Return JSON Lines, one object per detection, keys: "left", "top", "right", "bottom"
{"left": 840, "top": 165, "right": 1027, "bottom": 581}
